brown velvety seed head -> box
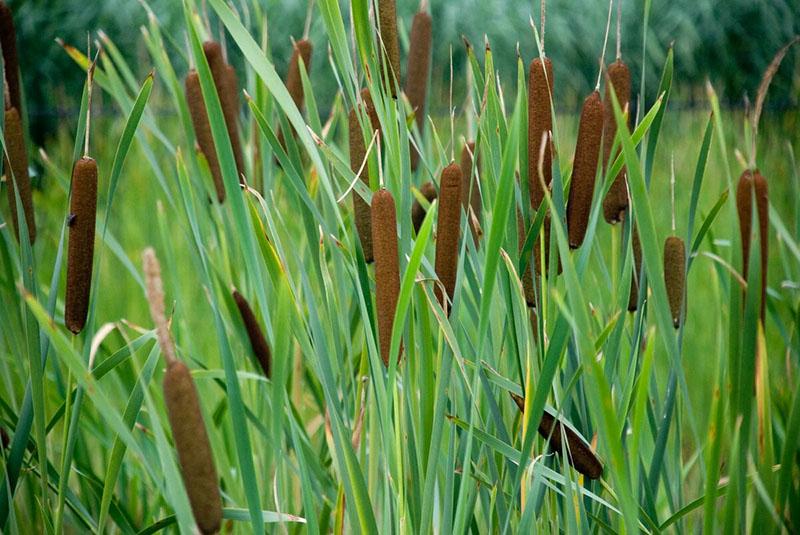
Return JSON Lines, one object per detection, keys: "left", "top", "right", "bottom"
{"left": 349, "top": 91, "right": 381, "bottom": 263}
{"left": 434, "top": 163, "right": 462, "bottom": 310}
{"left": 527, "top": 57, "right": 554, "bottom": 210}
{"left": 411, "top": 181, "right": 437, "bottom": 233}
{"left": 627, "top": 225, "right": 642, "bottom": 312}
{"left": 663, "top": 236, "right": 686, "bottom": 328}
{"left": 517, "top": 208, "right": 536, "bottom": 307}
{"left": 602, "top": 60, "right": 631, "bottom": 224}
{"left": 186, "top": 70, "right": 225, "bottom": 202}
{"left": 405, "top": 10, "right": 432, "bottom": 170}
{"left": 737, "top": 169, "right": 769, "bottom": 320}
{"left": 163, "top": 360, "right": 222, "bottom": 535}
{"left": 566, "top": 91, "right": 603, "bottom": 249}
{"left": 65, "top": 157, "right": 98, "bottom": 334}
{"left": 203, "top": 41, "right": 244, "bottom": 180}
{"left": 511, "top": 394, "right": 603, "bottom": 480}
{"left": 232, "top": 290, "right": 272, "bottom": 378}
{"left": 460, "top": 141, "right": 482, "bottom": 244}
{"left": 286, "top": 39, "right": 313, "bottom": 108}
{"left": 371, "top": 189, "right": 401, "bottom": 366}
{"left": 377, "top": 0, "right": 400, "bottom": 97}
{"left": 3, "top": 106, "right": 36, "bottom": 243}
{"left": 0, "top": 1, "right": 22, "bottom": 111}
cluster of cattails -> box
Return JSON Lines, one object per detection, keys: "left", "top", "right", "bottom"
{"left": 371, "top": 189, "right": 401, "bottom": 365}
{"left": 232, "top": 290, "right": 272, "bottom": 378}
{"left": 185, "top": 41, "right": 243, "bottom": 202}
{"left": 65, "top": 157, "right": 98, "bottom": 334}
{"left": 405, "top": 7, "right": 432, "bottom": 170}
{"left": 2, "top": 2, "right": 35, "bottom": 244}
{"left": 143, "top": 248, "right": 222, "bottom": 535}
{"left": 511, "top": 393, "right": 603, "bottom": 480}
{"left": 434, "top": 163, "right": 462, "bottom": 311}
{"left": 350, "top": 89, "right": 381, "bottom": 262}
{"left": 277, "top": 39, "right": 313, "bottom": 151}
{"left": 736, "top": 169, "right": 769, "bottom": 320}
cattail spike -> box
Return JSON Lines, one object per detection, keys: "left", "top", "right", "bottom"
{"left": 602, "top": 59, "right": 631, "bottom": 223}
{"left": 627, "top": 223, "right": 642, "bottom": 312}
{"left": 663, "top": 236, "right": 686, "bottom": 328}
{"left": 0, "top": 1, "right": 22, "bottom": 111}
{"left": 350, "top": 89, "right": 380, "bottom": 262}
{"left": 203, "top": 41, "right": 244, "bottom": 180}
{"left": 371, "top": 189, "right": 401, "bottom": 366}
{"left": 434, "top": 163, "right": 462, "bottom": 311}
{"left": 566, "top": 90, "right": 604, "bottom": 248}
{"left": 459, "top": 141, "right": 482, "bottom": 244}
{"left": 232, "top": 290, "right": 272, "bottom": 378}
{"left": 186, "top": 69, "right": 225, "bottom": 202}
{"left": 64, "top": 157, "right": 97, "bottom": 334}
{"left": 528, "top": 57, "right": 554, "bottom": 210}
{"left": 3, "top": 106, "right": 36, "bottom": 243}
{"left": 405, "top": 9, "right": 432, "bottom": 171}
{"left": 277, "top": 39, "right": 313, "bottom": 154}
{"left": 736, "top": 169, "right": 769, "bottom": 321}
{"left": 411, "top": 181, "right": 437, "bottom": 233}
{"left": 377, "top": 0, "right": 400, "bottom": 97}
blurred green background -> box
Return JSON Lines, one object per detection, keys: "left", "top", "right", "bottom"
{"left": 9, "top": 0, "right": 800, "bottom": 145}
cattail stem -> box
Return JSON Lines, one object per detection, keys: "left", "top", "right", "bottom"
{"left": 405, "top": 8, "right": 432, "bottom": 170}
{"left": 65, "top": 157, "right": 98, "bottom": 334}
{"left": 371, "top": 189, "right": 401, "bottom": 366}
{"left": 434, "top": 163, "right": 462, "bottom": 311}
{"left": 232, "top": 290, "right": 272, "bottom": 378}
{"left": 350, "top": 89, "right": 380, "bottom": 262}
{"left": 3, "top": 106, "right": 36, "bottom": 243}
{"left": 186, "top": 70, "right": 225, "bottom": 202}
{"left": 566, "top": 91, "right": 604, "bottom": 249}
{"left": 411, "top": 181, "right": 437, "bottom": 233}
{"left": 0, "top": 1, "right": 22, "bottom": 111}
{"left": 602, "top": 59, "right": 631, "bottom": 223}
{"left": 664, "top": 236, "right": 686, "bottom": 328}
{"left": 527, "top": 57, "right": 554, "bottom": 210}
{"left": 377, "top": 0, "right": 400, "bottom": 97}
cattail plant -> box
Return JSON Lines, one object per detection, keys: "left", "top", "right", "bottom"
{"left": 511, "top": 393, "right": 603, "bottom": 480}
{"left": 434, "top": 163, "right": 462, "bottom": 310}
{"left": 736, "top": 169, "right": 769, "bottom": 319}
{"left": 601, "top": 60, "right": 631, "bottom": 224}
{"left": 460, "top": 141, "right": 482, "bottom": 244}
{"left": 277, "top": 39, "right": 313, "bottom": 151}
{"left": 143, "top": 248, "right": 222, "bottom": 535}
{"left": 663, "top": 236, "right": 686, "bottom": 328}
{"left": 377, "top": 0, "right": 401, "bottom": 97}
{"left": 371, "top": 189, "right": 401, "bottom": 366}
{"left": 350, "top": 89, "right": 380, "bottom": 262}
{"left": 202, "top": 41, "right": 244, "bottom": 180}
{"left": 627, "top": 224, "right": 642, "bottom": 312}
{"left": 3, "top": 105, "right": 36, "bottom": 243}
{"left": 566, "top": 91, "right": 604, "bottom": 248}
{"left": 0, "top": 1, "right": 22, "bottom": 111}
{"left": 527, "top": 56, "right": 554, "bottom": 210}
{"left": 232, "top": 290, "right": 272, "bottom": 378}
{"left": 186, "top": 70, "right": 225, "bottom": 202}
{"left": 405, "top": 5, "right": 432, "bottom": 170}
{"left": 411, "top": 181, "right": 436, "bottom": 233}
{"left": 65, "top": 157, "right": 97, "bottom": 334}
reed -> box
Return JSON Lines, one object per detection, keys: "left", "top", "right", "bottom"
{"left": 566, "top": 90, "right": 604, "bottom": 248}
{"left": 377, "top": 0, "right": 401, "bottom": 96}
{"left": 411, "top": 181, "right": 437, "bottom": 233}
{"left": 350, "top": 89, "right": 380, "bottom": 262}
{"left": 511, "top": 393, "right": 603, "bottom": 480}
{"left": 232, "top": 290, "right": 272, "bottom": 378}
{"left": 143, "top": 248, "right": 222, "bottom": 535}
{"left": 65, "top": 157, "right": 98, "bottom": 334}
{"left": 371, "top": 189, "right": 401, "bottom": 366}
{"left": 434, "top": 163, "right": 462, "bottom": 310}
{"left": 186, "top": 69, "right": 225, "bottom": 202}
{"left": 663, "top": 236, "right": 686, "bottom": 328}
{"left": 405, "top": 9, "right": 432, "bottom": 170}
{"left": 0, "top": 1, "right": 21, "bottom": 111}
{"left": 527, "top": 57, "right": 554, "bottom": 210}
{"left": 3, "top": 106, "right": 36, "bottom": 243}
{"left": 202, "top": 41, "right": 244, "bottom": 179}
{"left": 736, "top": 169, "right": 769, "bottom": 320}
{"left": 601, "top": 59, "right": 631, "bottom": 224}
{"left": 460, "top": 141, "right": 482, "bottom": 244}
{"left": 627, "top": 224, "right": 642, "bottom": 312}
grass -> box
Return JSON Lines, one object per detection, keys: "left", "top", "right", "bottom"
{"left": 1, "top": 0, "right": 799, "bottom": 533}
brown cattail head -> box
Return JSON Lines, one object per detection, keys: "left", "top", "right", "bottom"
{"left": 65, "top": 157, "right": 98, "bottom": 334}
{"left": 517, "top": 208, "right": 536, "bottom": 307}
{"left": 232, "top": 290, "right": 272, "bottom": 378}
{"left": 163, "top": 360, "right": 223, "bottom": 535}
{"left": 377, "top": 0, "right": 400, "bottom": 97}
{"left": 566, "top": 90, "right": 604, "bottom": 248}
{"left": 460, "top": 141, "right": 482, "bottom": 244}
{"left": 202, "top": 41, "right": 244, "bottom": 180}
{"left": 434, "top": 163, "right": 462, "bottom": 310}
{"left": 510, "top": 393, "right": 603, "bottom": 480}
{"left": 350, "top": 89, "right": 380, "bottom": 263}
{"left": 627, "top": 224, "right": 642, "bottom": 312}
{"left": 736, "top": 169, "right": 769, "bottom": 320}
{"left": 186, "top": 69, "right": 225, "bottom": 202}
{"left": 0, "top": 1, "right": 22, "bottom": 111}
{"left": 663, "top": 236, "right": 686, "bottom": 328}
{"left": 602, "top": 59, "right": 631, "bottom": 224}
{"left": 405, "top": 10, "right": 432, "bottom": 171}
{"left": 3, "top": 106, "right": 35, "bottom": 243}
{"left": 411, "top": 181, "right": 437, "bottom": 233}
{"left": 371, "top": 188, "right": 401, "bottom": 366}
{"left": 527, "top": 57, "right": 554, "bottom": 210}
{"left": 277, "top": 39, "right": 313, "bottom": 153}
